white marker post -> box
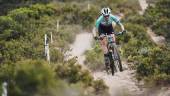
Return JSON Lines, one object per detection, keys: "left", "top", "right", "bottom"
{"left": 57, "top": 20, "right": 59, "bottom": 32}
{"left": 44, "top": 34, "right": 50, "bottom": 63}
{"left": 2, "top": 82, "right": 7, "bottom": 96}
{"left": 44, "top": 34, "right": 47, "bottom": 56}
{"left": 51, "top": 32, "right": 53, "bottom": 43}
{"left": 46, "top": 44, "right": 50, "bottom": 62}
{"left": 87, "top": 0, "right": 90, "bottom": 10}
{"left": 88, "top": 3, "right": 90, "bottom": 10}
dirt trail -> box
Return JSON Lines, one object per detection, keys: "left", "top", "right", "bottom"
{"left": 138, "top": 0, "right": 148, "bottom": 15}
{"left": 70, "top": 32, "right": 93, "bottom": 64}
{"left": 93, "top": 70, "right": 144, "bottom": 96}
{"left": 138, "top": 0, "right": 166, "bottom": 46}
{"left": 70, "top": 32, "right": 143, "bottom": 96}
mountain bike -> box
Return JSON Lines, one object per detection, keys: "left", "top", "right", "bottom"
{"left": 97, "top": 32, "right": 124, "bottom": 75}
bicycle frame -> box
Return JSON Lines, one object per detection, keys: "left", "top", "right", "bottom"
{"left": 106, "top": 34, "right": 116, "bottom": 49}
{"left": 105, "top": 33, "right": 123, "bottom": 73}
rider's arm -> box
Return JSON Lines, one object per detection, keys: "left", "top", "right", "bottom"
{"left": 94, "top": 16, "right": 103, "bottom": 37}
{"left": 92, "top": 27, "right": 98, "bottom": 37}
{"left": 118, "top": 22, "right": 125, "bottom": 32}
{"left": 110, "top": 14, "right": 125, "bottom": 32}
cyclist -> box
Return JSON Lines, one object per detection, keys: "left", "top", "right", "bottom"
{"left": 93, "top": 7, "right": 126, "bottom": 70}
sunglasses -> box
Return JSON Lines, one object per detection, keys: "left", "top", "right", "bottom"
{"left": 104, "top": 15, "right": 109, "bottom": 18}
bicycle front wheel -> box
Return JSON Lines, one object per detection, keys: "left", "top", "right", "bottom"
{"left": 111, "top": 44, "right": 123, "bottom": 72}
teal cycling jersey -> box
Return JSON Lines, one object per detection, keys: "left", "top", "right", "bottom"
{"left": 95, "top": 14, "right": 121, "bottom": 29}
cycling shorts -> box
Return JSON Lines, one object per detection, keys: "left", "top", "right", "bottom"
{"left": 98, "top": 23, "right": 114, "bottom": 36}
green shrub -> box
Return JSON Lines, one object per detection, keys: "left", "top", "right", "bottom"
{"left": 0, "top": 0, "right": 52, "bottom": 15}
{"left": 54, "top": 58, "right": 109, "bottom": 95}
{"left": 137, "top": 58, "right": 154, "bottom": 77}
{"left": 0, "top": 3, "right": 83, "bottom": 64}
{"left": 145, "top": 73, "right": 170, "bottom": 86}
{"left": 144, "top": 0, "right": 170, "bottom": 39}
{"left": 85, "top": 43, "right": 104, "bottom": 71}
{"left": 55, "top": 58, "right": 93, "bottom": 86}
{"left": 92, "top": 79, "right": 109, "bottom": 95}
{"left": 0, "top": 60, "right": 57, "bottom": 96}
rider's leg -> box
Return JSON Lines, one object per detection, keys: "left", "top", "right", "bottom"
{"left": 98, "top": 23, "right": 111, "bottom": 69}
{"left": 99, "top": 36, "right": 110, "bottom": 69}
{"left": 98, "top": 24, "right": 109, "bottom": 58}
{"left": 99, "top": 36, "right": 108, "bottom": 54}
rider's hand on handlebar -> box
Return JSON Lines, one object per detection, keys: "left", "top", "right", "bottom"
{"left": 118, "top": 30, "right": 127, "bottom": 35}
{"left": 122, "top": 30, "right": 127, "bottom": 34}
{"left": 117, "top": 32, "right": 123, "bottom": 35}
{"left": 94, "top": 36, "right": 98, "bottom": 40}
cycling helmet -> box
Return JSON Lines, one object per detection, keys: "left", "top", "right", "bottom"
{"left": 101, "top": 7, "right": 111, "bottom": 16}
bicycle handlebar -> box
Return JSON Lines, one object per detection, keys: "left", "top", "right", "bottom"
{"left": 95, "top": 30, "right": 127, "bottom": 40}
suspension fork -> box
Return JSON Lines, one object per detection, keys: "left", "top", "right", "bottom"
{"left": 108, "top": 42, "right": 117, "bottom": 60}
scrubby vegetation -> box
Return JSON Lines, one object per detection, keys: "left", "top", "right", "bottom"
{"left": 122, "top": 0, "right": 170, "bottom": 85}
{"left": 144, "top": 0, "right": 170, "bottom": 40}
{"left": 135, "top": 0, "right": 170, "bottom": 85}
{"left": 85, "top": 43, "right": 104, "bottom": 71}
{"left": 0, "top": 1, "right": 109, "bottom": 96}
{"left": 1, "top": 0, "right": 170, "bottom": 95}
{"left": 0, "top": 59, "right": 109, "bottom": 96}
{"left": 122, "top": 21, "right": 170, "bottom": 85}
{"left": 0, "top": 0, "right": 52, "bottom": 15}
